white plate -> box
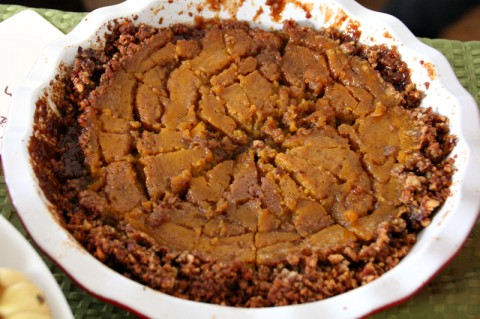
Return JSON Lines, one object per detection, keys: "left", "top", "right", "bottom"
{"left": 2, "top": 0, "right": 480, "bottom": 318}
{"left": 0, "top": 10, "right": 63, "bottom": 153}
{"left": 0, "top": 215, "right": 73, "bottom": 319}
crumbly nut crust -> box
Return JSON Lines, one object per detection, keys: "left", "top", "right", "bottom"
{"left": 29, "top": 19, "right": 455, "bottom": 307}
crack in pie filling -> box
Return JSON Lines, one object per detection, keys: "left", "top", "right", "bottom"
{"left": 29, "top": 19, "right": 456, "bottom": 307}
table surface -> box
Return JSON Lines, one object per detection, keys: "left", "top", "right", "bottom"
{"left": 0, "top": 4, "right": 479, "bottom": 319}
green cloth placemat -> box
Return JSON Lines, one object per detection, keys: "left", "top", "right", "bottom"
{"left": 0, "top": 4, "right": 84, "bottom": 33}
{"left": 0, "top": 4, "right": 479, "bottom": 319}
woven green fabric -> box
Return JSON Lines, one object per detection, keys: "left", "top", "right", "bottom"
{"left": 0, "top": 4, "right": 85, "bottom": 33}
{"left": 0, "top": 5, "right": 478, "bottom": 319}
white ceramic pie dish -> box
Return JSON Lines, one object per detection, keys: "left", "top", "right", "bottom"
{"left": 2, "top": 0, "right": 480, "bottom": 318}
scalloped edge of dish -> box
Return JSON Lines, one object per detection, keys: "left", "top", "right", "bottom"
{"left": 3, "top": 0, "right": 480, "bottom": 318}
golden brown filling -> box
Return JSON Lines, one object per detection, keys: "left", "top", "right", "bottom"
{"left": 77, "top": 21, "right": 421, "bottom": 265}
{"left": 30, "top": 19, "right": 455, "bottom": 306}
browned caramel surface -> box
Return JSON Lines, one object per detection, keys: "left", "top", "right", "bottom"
{"left": 77, "top": 21, "right": 421, "bottom": 265}
{"left": 29, "top": 19, "right": 455, "bottom": 307}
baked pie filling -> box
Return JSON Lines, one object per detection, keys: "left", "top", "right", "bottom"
{"left": 30, "top": 19, "right": 455, "bottom": 306}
